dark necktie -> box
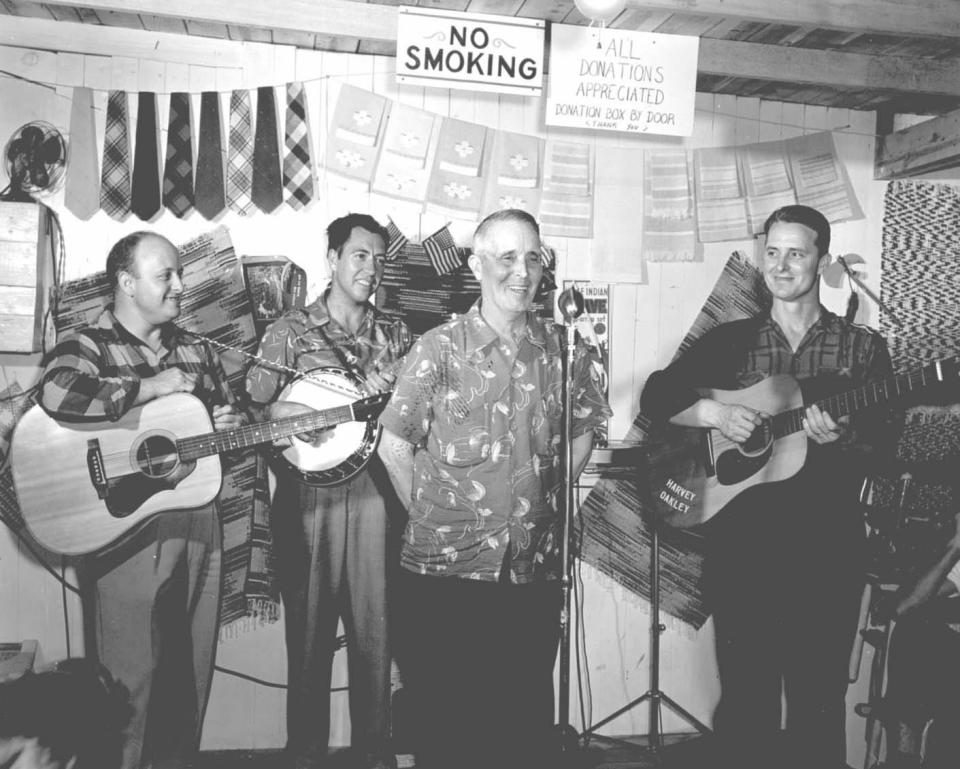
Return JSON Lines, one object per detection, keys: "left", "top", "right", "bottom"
{"left": 162, "top": 91, "right": 195, "bottom": 218}
{"left": 195, "top": 92, "right": 226, "bottom": 220}
{"left": 131, "top": 91, "right": 161, "bottom": 221}
{"left": 252, "top": 86, "right": 282, "bottom": 214}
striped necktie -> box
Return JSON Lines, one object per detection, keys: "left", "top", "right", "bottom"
{"left": 283, "top": 81, "right": 314, "bottom": 210}
{"left": 162, "top": 91, "right": 195, "bottom": 218}
{"left": 226, "top": 90, "right": 255, "bottom": 216}
{"left": 99, "top": 90, "right": 131, "bottom": 220}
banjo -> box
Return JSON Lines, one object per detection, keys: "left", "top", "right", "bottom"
{"left": 271, "top": 365, "right": 387, "bottom": 486}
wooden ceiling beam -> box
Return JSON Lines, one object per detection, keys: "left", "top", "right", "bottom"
{"left": 39, "top": 0, "right": 960, "bottom": 40}
{"left": 876, "top": 107, "right": 960, "bottom": 178}
{"left": 6, "top": 9, "right": 960, "bottom": 100}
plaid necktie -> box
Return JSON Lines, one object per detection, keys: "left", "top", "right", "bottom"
{"left": 227, "top": 90, "right": 255, "bottom": 216}
{"left": 282, "top": 82, "right": 314, "bottom": 210}
{"left": 131, "top": 91, "right": 161, "bottom": 221}
{"left": 64, "top": 86, "right": 100, "bottom": 221}
{"left": 100, "top": 90, "right": 131, "bottom": 220}
{"left": 252, "top": 86, "right": 282, "bottom": 214}
{"left": 195, "top": 92, "right": 226, "bottom": 220}
{"left": 162, "top": 91, "right": 194, "bottom": 218}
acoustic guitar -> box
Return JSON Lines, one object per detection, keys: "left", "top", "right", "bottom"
{"left": 648, "top": 357, "right": 958, "bottom": 529}
{"left": 11, "top": 376, "right": 389, "bottom": 556}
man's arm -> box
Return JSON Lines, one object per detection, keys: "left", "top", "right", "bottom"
{"left": 378, "top": 427, "right": 415, "bottom": 507}
{"left": 895, "top": 512, "right": 960, "bottom": 617}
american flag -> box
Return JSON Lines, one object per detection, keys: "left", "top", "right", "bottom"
{"left": 423, "top": 225, "right": 462, "bottom": 276}
{"left": 385, "top": 218, "right": 408, "bottom": 262}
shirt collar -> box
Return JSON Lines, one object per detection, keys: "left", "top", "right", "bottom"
{"left": 462, "top": 300, "right": 550, "bottom": 354}
{"left": 97, "top": 306, "right": 180, "bottom": 351}
{"left": 760, "top": 305, "right": 841, "bottom": 343}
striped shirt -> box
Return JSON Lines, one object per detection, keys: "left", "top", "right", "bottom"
{"left": 40, "top": 307, "right": 235, "bottom": 422}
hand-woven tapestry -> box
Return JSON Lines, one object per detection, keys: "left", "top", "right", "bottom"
{"left": 579, "top": 251, "right": 769, "bottom": 630}
{"left": 52, "top": 227, "right": 278, "bottom": 633}
{"left": 877, "top": 180, "right": 960, "bottom": 571}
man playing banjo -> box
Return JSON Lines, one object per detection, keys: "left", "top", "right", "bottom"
{"left": 245, "top": 214, "right": 411, "bottom": 769}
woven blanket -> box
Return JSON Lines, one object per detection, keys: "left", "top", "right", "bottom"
{"left": 49, "top": 227, "right": 278, "bottom": 634}
{"left": 580, "top": 252, "right": 769, "bottom": 630}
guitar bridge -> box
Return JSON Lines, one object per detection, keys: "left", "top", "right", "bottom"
{"left": 86, "top": 439, "right": 108, "bottom": 500}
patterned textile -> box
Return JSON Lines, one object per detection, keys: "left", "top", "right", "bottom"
{"left": 227, "top": 89, "right": 255, "bottom": 216}
{"left": 100, "top": 90, "right": 131, "bottom": 220}
{"left": 380, "top": 302, "right": 611, "bottom": 583}
{"left": 64, "top": 86, "right": 100, "bottom": 220}
{"left": 162, "top": 91, "right": 195, "bottom": 218}
{"left": 195, "top": 92, "right": 226, "bottom": 220}
{"left": 579, "top": 252, "right": 769, "bottom": 629}
{"left": 130, "top": 92, "right": 161, "bottom": 221}
{"left": 282, "top": 82, "right": 314, "bottom": 210}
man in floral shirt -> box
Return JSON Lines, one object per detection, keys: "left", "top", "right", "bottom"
{"left": 378, "top": 209, "right": 610, "bottom": 769}
{"left": 246, "top": 214, "right": 411, "bottom": 769}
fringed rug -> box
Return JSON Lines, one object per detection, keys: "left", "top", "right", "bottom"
{"left": 580, "top": 252, "right": 769, "bottom": 630}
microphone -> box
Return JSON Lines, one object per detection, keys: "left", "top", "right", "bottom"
{"left": 558, "top": 285, "right": 584, "bottom": 323}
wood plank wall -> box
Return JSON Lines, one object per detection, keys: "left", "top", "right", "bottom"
{"left": 0, "top": 35, "right": 899, "bottom": 762}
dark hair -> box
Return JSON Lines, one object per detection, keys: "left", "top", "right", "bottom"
{"left": 473, "top": 208, "right": 540, "bottom": 251}
{"left": 105, "top": 231, "right": 154, "bottom": 290}
{"left": 326, "top": 214, "right": 389, "bottom": 256}
{"left": 762, "top": 205, "right": 831, "bottom": 257}
{"left": 0, "top": 658, "right": 129, "bottom": 769}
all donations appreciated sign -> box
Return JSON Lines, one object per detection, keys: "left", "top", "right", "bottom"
{"left": 546, "top": 25, "right": 699, "bottom": 137}
{"left": 396, "top": 6, "right": 545, "bottom": 95}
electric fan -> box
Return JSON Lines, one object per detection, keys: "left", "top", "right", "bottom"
{"left": 1, "top": 121, "right": 68, "bottom": 201}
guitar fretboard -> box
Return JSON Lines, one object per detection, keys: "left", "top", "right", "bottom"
{"left": 176, "top": 404, "right": 356, "bottom": 460}
{"left": 771, "top": 357, "right": 955, "bottom": 438}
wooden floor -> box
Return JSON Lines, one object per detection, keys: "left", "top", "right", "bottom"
{"left": 196, "top": 734, "right": 713, "bottom": 769}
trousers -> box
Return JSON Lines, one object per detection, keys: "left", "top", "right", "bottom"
{"left": 84, "top": 506, "right": 222, "bottom": 769}
{"left": 272, "top": 467, "right": 392, "bottom": 766}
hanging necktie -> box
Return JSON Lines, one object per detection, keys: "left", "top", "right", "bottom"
{"left": 100, "top": 90, "right": 131, "bottom": 220}
{"left": 64, "top": 87, "right": 100, "bottom": 220}
{"left": 282, "top": 82, "right": 314, "bottom": 210}
{"left": 162, "top": 91, "right": 194, "bottom": 218}
{"left": 131, "top": 91, "right": 161, "bottom": 221}
{"left": 226, "top": 89, "right": 255, "bottom": 216}
{"left": 252, "top": 86, "right": 282, "bottom": 214}
{"left": 195, "top": 92, "right": 226, "bottom": 220}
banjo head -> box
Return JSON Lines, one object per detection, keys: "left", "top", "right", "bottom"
{"left": 273, "top": 366, "right": 382, "bottom": 486}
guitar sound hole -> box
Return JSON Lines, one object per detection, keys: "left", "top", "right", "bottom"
{"left": 740, "top": 418, "right": 773, "bottom": 456}
{"left": 135, "top": 434, "right": 179, "bottom": 478}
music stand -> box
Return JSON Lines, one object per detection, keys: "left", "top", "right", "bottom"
{"left": 582, "top": 485, "right": 710, "bottom": 758}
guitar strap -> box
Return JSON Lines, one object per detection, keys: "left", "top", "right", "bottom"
{"left": 315, "top": 322, "right": 368, "bottom": 383}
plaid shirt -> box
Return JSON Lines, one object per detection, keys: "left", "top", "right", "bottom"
{"left": 40, "top": 307, "right": 236, "bottom": 422}
{"left": 245, "top": 291, "right": 412, "bottom": 404}
{"left": 380, "top": 302, "right": 612, "bottom": 583}
{"left": 641, "top": 308, "right": 898, "bottom": 527}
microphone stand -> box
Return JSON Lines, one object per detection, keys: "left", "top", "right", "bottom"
{"left": 556, "top": 286, "right": 585, "bottom": 758}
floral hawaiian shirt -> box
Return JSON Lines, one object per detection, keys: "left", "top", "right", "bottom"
{"left": 245, "top": 290, "right": 412, "bottom": 405}
{"left": 379, "top": 302, "right": 611, "bottom": 583}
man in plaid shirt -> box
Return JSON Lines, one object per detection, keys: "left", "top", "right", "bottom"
{"left": 642, "top": 205, "right": 899, "bottom": 769}
{"left": 39, "top": 231, "right": 245, "bottom": 769}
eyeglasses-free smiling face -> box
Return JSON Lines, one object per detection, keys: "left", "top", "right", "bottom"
{"left": 120, "top": 235, "right": 184, "bottom": 326}
{"left": 762, "top": 221, "right": 829, "bottom": 306}
{"left": 328, "top": 226, "right": 387, "bottom": 305}
{"left": 470, "top": 219, "right": 543, "bottom": 324}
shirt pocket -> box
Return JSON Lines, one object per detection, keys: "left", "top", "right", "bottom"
{"left": 437, "top": 401, "right": 491, "bottom": 467}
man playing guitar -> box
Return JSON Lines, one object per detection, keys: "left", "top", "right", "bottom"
{"left": 641, "top": 205, "right": 899, "bottom": 769}
{"left": 38, "top": 231, "right": 245, "bottom": 769}
{"left": 245, "top": 214, "right": 411, "bottom": 769}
